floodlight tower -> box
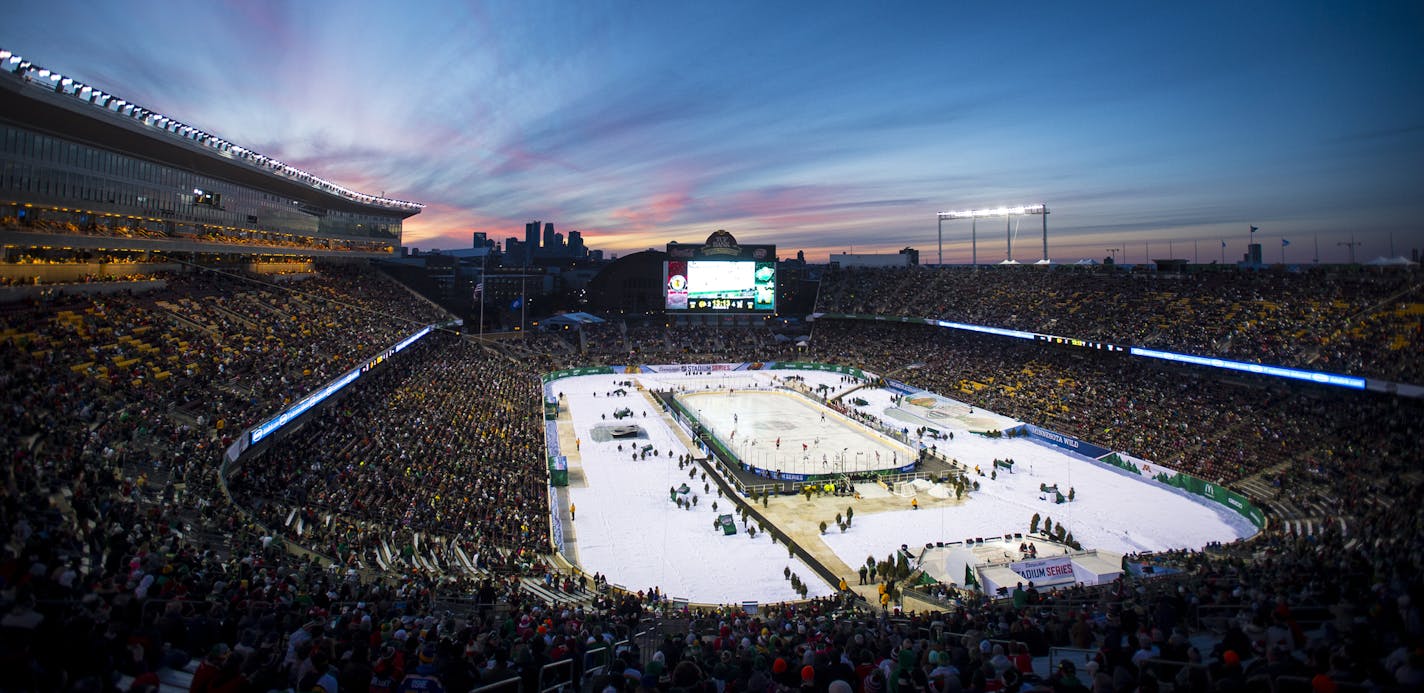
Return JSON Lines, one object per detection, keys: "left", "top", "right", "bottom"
{"left": 937, "top": 204, "right": 1049, "bottom": 266}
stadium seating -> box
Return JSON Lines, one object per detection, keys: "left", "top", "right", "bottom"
{"left": 1, "top": 261, "right": 1420, "bottom": 692}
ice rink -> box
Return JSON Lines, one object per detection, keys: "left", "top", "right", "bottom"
{"left": 681, "top": 389, "right": 914, "bottom": 476}
{"left": 553, "top": 367, "right": 1257, "bottom": 603}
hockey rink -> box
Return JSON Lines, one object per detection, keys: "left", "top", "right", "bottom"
{"left": 680, "top": 389, "right": 914, "bottom": 476}
{"left": 554, "top": 368, "right": 1257, "bottom": 604}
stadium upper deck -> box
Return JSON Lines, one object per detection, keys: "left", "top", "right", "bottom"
{"left": 0, "top": 48, "right": 420, "bottom": 255}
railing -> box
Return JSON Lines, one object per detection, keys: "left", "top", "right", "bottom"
{"left": 1047, "top": 647, "right": 1099, "bottom": 673}
{"left": 471, "top": 677, "right": 522, "bottom": 693}
{"left": 1138, "top": 658, "right": 1213, "bottom": 690}
{"left": 537, "top": 658, "right": 574, "bottom": 693}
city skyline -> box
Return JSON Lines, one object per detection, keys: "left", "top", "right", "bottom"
{"left": 5, "top": 1, "right": 1422, "bottom": 263}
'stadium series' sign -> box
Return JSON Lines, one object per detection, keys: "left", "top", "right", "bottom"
{"left": 665, "top": 230, "right": 777, "bottom": 312}
{"left": 1008, "top": 556, "right": 1077, "bottom": 586}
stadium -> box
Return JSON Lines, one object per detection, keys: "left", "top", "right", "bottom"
{"left": 3, "top": 46, "right": 1423, "bottom": 693}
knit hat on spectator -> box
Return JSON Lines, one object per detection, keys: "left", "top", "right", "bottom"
{"left": 773, "top": 657, "right": 788, "bottom": 674}
{"left": 1311, "top": 674, "right": 1338, "bottom": 693}
{"left": 801, "top": 665, "right": 815, "bottom": 682}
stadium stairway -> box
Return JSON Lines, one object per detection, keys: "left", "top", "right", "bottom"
{"left": 519, "top": 576, "right": 598, "bottom": 607}
{"left": 1233, "top": 461, "right": 1339, "bottom": 536}
{"left": 116, "top": 656, "right": 199, "bottom": 693}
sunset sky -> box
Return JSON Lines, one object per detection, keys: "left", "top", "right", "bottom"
{"left": 6, "top": 1, "right": 1422, "bottom": 262}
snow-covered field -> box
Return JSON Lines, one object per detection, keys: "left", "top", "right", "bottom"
{"left": 553, "top": 368, "right": 1256, "bottom": 603}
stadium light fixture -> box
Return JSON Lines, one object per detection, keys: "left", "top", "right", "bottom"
{"left": 3, "top": 47, "right": 425, "bottom": 212}
{"left": 936, "top": 203, "right": 1049, "bottom": 266}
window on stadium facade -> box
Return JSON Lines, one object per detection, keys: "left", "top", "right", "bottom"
{"left": 0, "top": 123, "right": 403, "bottom": 244}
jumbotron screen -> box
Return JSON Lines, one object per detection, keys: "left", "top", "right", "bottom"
{"left": 665, "top": 260, "right": 776, "bottom": 312}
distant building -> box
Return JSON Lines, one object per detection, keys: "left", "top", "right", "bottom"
{"left": 1244, "top": 243, "right": 1263, "bottom": 266}
{"left": 524, "top": 221, "right": 540, "bottom": 264}
{"left": 542, "top": 222, "right": 557, "bottom": 254}
{"left": 828, "top": 250, "right": 918, "bottom": 268}
{"left": 568, "top": 230, "right": 586, "bottom": 259}
{"left": 586, "top": 249, "right": 667, "bottom": 313}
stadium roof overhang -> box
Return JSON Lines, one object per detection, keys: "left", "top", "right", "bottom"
{"left": 0, "top": 75, "right": 420, "bottom": 221}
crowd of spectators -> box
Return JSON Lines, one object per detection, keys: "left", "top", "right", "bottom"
{"left": 2, "top": 258, "right": 1421, "bottom": 691}
{"left": 227, "top": 332, "right": 551, "bottom": 577}
{"left": 816, "top": 265, "right": 1423, "bottom": 382}
{"left": 530, "top": 320, "right": 797, "bottom": 369}
{"left": 1, "top": 211, "right": 395, "bottom": 254}
{"left": 802, "top": 319, "right": 1421, "bottom": 487}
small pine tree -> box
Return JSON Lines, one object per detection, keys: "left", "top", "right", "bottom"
{"left": 819, "top": 521, "right": 828, "bottom": 535}
{"left": 847, "top": 507, "right": 854, "bottom": 523}
{"left": 836, "top": 512, "right": 843, "bottom": 525}
{"left": 991, "top": 469, "right": 997, "bottom": 480}
{"left": 784, "top": 566, "right": 791, "bottom": 580}
{"left": 1044, "top": 517, "right": 1053, "bottom": 535}
{"left": 839, "top": 521, "right": 847, "bottom": 533}
{"left": 867, "top": 555, "right": 876, "bottom": 569}
{"left": 1068, "top": 487, "right": 1076, "bottom": 502}
{"left": 1030, "top": 513, "right": 1041, "bottom": 534}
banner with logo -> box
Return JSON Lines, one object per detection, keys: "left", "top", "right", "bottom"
{"left": 1014, "top": 423, "right": 1112, "bottom": 460}
{"left": 1008, "top": 556, "right": 1077, "bottom": 587}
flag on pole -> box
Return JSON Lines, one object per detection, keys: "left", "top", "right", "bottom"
{"left": 1281, "top": 238, "right": 1290, "bottom": 247}
{"left": 1221, "top": 240, "right": 1227, "bottom": 248}
{"left": 964, "top": 563, "right": 978, "bottom": 587}
{"left": 473, "top": 281, "right": 484, "bottom": 299}
{"left": 1250, "top": 225, "right": 1259, "bottom": 233}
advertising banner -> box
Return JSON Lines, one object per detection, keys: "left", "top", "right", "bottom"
{"left": 772, "top": 362, "right": 866, "bottom": 379}
{"left": 1160, "top": 473, "right": 1265, "bottom": 528}
{"left": 641, "top": 363, "right": 739, "bottom": 375}
{"left": 540, "top": 366, "right": 616, "bottom": 383}
{"left": 1016, "top": 423, "right": 1113, "bottom": 460}
{"left": 1008, "top": 556, "right": 1077, "bottom": 587}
